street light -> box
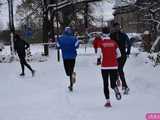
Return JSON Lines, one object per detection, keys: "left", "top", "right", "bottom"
{"left": 42, "top": 0, "right": 49, "bottom": 56}
{"left": 7, "top": 0, "right": 15, "bottom": 56}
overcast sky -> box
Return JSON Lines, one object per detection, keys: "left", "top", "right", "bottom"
{"left": 0, "top": 0, "right": 114, "bottom": 30}
{"left": 91, "top": 1, "right": 114, "bottom": 26}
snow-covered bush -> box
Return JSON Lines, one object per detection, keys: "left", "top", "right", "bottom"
{"left": 0, "top": 45, "right": 48, "bottom": 63}
{"left": 0, "top": 53, "right": 48, "bottom": 63}
{"left": 26, "top": 52, "right": 48, "bottom": 62}
{"left": 0, "top": 55, "right": 14, "bottom": 63}
{"left": 148, "top": 52, "right": 160, "bottom": 67}
{"left": 141, "top": 31, "right": 152, "bottom": 52}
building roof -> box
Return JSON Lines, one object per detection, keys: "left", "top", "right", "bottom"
{"left": 114, "top": 0, "right": 136, "bottom": 8}
{"left": 113, "top": 4, "right": 137, "bottom": 15}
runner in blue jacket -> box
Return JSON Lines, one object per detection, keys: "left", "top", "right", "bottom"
{"left": 57, "top": 27, "right": 79, "bottom": 91}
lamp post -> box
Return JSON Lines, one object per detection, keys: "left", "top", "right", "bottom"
{"left": 42, "top": 0, "right": 49, "bottom": 56}
{"left": 55, "top": 2, "right": 61, "bottom": 62}
{"left": 7, "top": 0, "right": 15, "bottom": 56}
{"left": 84, "top": 2, "right": 88, "bottom": 52}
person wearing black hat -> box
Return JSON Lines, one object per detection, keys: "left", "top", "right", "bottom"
{"left": 14, "top": 34, "right": 35, "bottom": 76}
{"left": 110, "top": 22, "right": 131, "bottom": 95}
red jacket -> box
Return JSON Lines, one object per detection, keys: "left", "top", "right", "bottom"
{"left": 93, "top": 37, "right": 102, "bottom": 49}
{"left": 97, "top": 37, "right": 121, "bottom": 69}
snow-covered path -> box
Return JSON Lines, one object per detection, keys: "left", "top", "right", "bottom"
{"left": 0, "top": 47, "right": 160, "bottom": 120}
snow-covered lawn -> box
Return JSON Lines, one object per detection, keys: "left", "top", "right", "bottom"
{"left": 0, "top": 46, "right": 160, "bottom": 120}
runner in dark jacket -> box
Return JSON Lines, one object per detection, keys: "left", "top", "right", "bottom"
{"left": 14, "top": 34, "right": 35, "bottom": 76}
{"left": 110, "top": 22, "right": 131, "bottom": 94}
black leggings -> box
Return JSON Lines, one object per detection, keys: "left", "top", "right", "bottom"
{"left": 118, "top": 56, "right": 128, "bottom": 88}
{"left": 63, "top": 59, "right": 75, "bottom": 77}
{"left": 18, "top": 55, "right": 33, "bottom": 74}
{"left": 63, "top": 59, "right": 76, "bottom": 88}
{"left": 101, "top": 69, "right": 118, "bottom": 99}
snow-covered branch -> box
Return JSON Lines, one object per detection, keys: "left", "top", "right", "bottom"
{"left": 145, "top": 19, "right": 160, "bottom": 32}
{"left": 144, "top": 11, "right": 160, "bottom": 32}
{"left": 150, "top": 7, "right": 160, "bottom": 14}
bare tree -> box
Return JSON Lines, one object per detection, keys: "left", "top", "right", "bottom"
{"left": 16, "top": 0, "right": 43, "bottom": 30}
{"left": 117, "top": 0, "right": 160, "bottom": 32}
{"left": 0, "top": 0, "right": 5, "bottom": 12}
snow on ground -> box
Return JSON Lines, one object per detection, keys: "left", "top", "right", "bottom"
{"left": 0, "top": 45, "right": 160, "bottom": 120}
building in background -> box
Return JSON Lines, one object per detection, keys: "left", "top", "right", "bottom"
{"left": 112, "top": 0, "right": 160, "bottom": 52}
{"left": 113, "top": 0, "right": 160, "bottom": 35}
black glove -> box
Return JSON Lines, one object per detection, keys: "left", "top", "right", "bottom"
{"left": 97, "top": 58, "right": 101, "bottom": 65}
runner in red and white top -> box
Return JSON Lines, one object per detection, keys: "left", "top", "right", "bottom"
{"left": 97, "top": 34, "right": 121, "bottom": 69}
{"left": 96, "top": 27, "right": 122, "bottom": 107}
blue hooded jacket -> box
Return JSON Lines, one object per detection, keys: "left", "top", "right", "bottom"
{"left": 57, "top": 27, "right": 79, "bottom": 60}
